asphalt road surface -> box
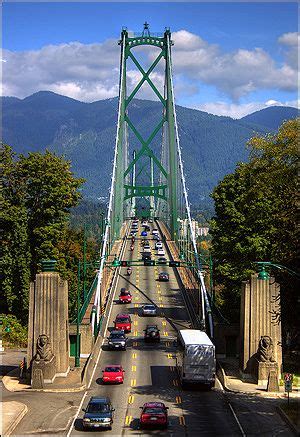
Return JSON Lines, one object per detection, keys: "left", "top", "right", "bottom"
{"left": 70, "top": 221, "right": 243, "bottom": 436}
{"left": 4, "top": 220, "right": 291, "bottom": 436}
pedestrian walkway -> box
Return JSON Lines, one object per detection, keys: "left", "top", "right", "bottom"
{"left": 1, "top": 401, "right": 28, "bottom": 436}
{"left": 2, "top": 366, "right": 85, "bottom": 393}
{"left": 218, "top": 357, "right": 300, "bottom": 397}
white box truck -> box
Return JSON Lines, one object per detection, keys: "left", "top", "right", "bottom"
{"left": 176, "top": 329, "right": 216, "bottom": 389}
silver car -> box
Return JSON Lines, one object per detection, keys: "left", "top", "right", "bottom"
{"left": 141, "top": 304, "right": 157, "bottom": 316}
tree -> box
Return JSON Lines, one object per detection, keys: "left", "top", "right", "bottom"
{"left": 17, "top": 150, "right": 84, "bottom": 277}
{"left": 1, "top": 145, "right": 31, "bottom": 322}
{"left": 210, "top": 119, "right": 298, "bottom": 323}
{"left": 1, "top": 144, "right": 85, "bottom": 323}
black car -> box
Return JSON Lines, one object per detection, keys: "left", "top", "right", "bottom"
{"left": 158, "top": 272, "right": 169, "bottom": 281}
{"left": 157, "top": 257, "right": 167, "bottom": 265}
{"left": 107, "top": 330, "right": 127, "bottom": 350}
{"left": 144, "top": 325, "right": 160, "bottom": 343}
{"left": 142, "top": 253, "right": 152, "bottom": 261}
{"left": 82, "top": 396, "right": 115, "bottom": 430}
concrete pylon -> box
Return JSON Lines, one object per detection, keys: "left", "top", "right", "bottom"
{"left": 240, "top": 274, "right": 282, "bottom": 377}
{"left": 27, "top": 269, "right": 70, "bottom": 379}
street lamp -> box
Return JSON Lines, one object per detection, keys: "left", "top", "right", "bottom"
{"left": 75, "top": 260, "right": 81, "bottom": 368}
{"left": 255, "top": 261, "right": 300, "bottom": 280}
{"left": 112, "top": 255, "right": 121, "bottom": 267}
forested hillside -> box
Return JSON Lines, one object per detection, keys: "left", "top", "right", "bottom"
{"left": 2, "top": 91, "right": 298, "bottom": 207}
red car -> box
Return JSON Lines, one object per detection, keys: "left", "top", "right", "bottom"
{"left": 114, "top": 314, "right": 132, "bottom": 332}
{"left": 119, "top": 288, "right": 132, "bottom": 303}
{"left": 102, "top": 365, "right": 125, "bottom": 384}
{"left": 140, "top": 402, "right": 169, "bottom": 428}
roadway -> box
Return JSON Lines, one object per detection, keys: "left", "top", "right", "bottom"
{"left": 70, "top": 221, "right": 243, "bottom": 436}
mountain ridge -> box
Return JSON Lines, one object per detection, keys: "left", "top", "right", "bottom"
{"left": 1, "top": 91, "right": 298, "bottom": 207}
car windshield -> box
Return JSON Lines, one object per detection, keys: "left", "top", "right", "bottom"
{"left": 120, "top": 291, "right": 130, "bottom": 296}
{"left": 116, "top": 317, "right": 130, "bottom": 323}
{"left": 105, "top": 367, "right": 121, "bottom": 372}
{"left": 144, "top": 407, "right": 164, "bottom": 414}
{"left": 147, "top": 327, "right": 157, "bottom": 331}
{"left": 110, "top": 332, "right": 124, "bottom": 338}
{"left": 144, "top": 305, "right": 155, "bottom": 310}
{"left": 87, "top": 403, "right": 110, "bottom": 413}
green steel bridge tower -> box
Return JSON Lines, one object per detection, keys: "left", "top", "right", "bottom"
{"left": 81, "top": 23, "right": 213, "bottom": 340}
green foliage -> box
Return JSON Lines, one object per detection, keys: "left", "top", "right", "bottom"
{"left": 1, "top": 314, "right": 28, "bottom": 348}
{"left": 4, "top": 92, "right": 298, "bottom": 208}
{"left": 210, "top": 119, "right": 299, "bottom": 323}
{"left": 1, "top": 144, "right": 85, "bottom": 323}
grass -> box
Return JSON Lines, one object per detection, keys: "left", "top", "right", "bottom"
{"left": 279, "top": 373, "right": 300, "bottom": 388}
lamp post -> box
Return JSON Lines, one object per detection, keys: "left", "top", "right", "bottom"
{"left": 83, "top": 225, "right": 87, "bottom": 301}
{"left": 75, "top": 260, "right": 81, "bottom": 368}
{"left": 255, "top": 261, "right": 300, "bottom": 280}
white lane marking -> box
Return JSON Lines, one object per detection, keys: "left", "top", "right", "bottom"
{"left": 67, "top": 230, "right": 129, "bottom": 435}
{"left": 228, "top": 402, "right": 246, "bottom": 437}
{"left": 66, "top": 391, "right": 87, "bottom": 437}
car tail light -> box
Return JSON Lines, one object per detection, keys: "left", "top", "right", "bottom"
{"left": 141, "top": 414, "right": 150, "bottom": 421}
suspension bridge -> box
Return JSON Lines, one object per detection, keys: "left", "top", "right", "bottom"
{"left": 78, "top": 24, "right": 213, "bottom": 350}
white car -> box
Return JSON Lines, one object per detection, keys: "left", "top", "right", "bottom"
{"left": 141, "top": 304, "right": 157, "bottom": 316}
{"left": 157, "top": 248, "right": 165, "bottom": 256}
{"left": 155, "top": 242, "right": 163, "bottom": 249}
{"left": 143, "top": 247, "right": 151, "bottom": 254}
{"left": 152, "top": 229, "right": 159, "bottom": 235}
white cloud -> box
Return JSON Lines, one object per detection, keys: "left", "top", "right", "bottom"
{"left": 171, "top": 30, "right": 298, "bottom": 100}
{"left": 195, "top": 99, "right": 299, "bottom": 119}
{"left": 2, "top": 30, "right": 298, "bottom": 103}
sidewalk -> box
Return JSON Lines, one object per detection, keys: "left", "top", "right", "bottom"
{"left": 218, "top": 357, "right": 300, "bottom": 398}
{"left": 2, "top": 366, "right": 85, "bottom": 393}
{"left": 1, "top": 401, "right": 28, "bottom": 436}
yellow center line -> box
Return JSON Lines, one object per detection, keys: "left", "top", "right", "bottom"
{"left": 159, "top": 304, "right": 164, "bottom": 308}
{"left": 165, "top": 341, "right": 170, "bottom": 347}
{"left": 159, "top": 297, "right": 163, "bottom": 301}
{"left": 172, "top": 379, "right": 179, "bottom": 386}
{"left": 132, "top": 365, "right": 136, "bottom": 372}
{"left": 125, "top": 415, "right": 133, "bottom": 425}
{"left": 134, "top": 330, "right": 138, "bottom": 336}
{"left": 134, "top": 303, "right": 139, "bottom": 307}
{"left": 132, "top": 353, "right": 137, "bottom": 359}
{"left": 163, "top": 331, "right": 169, "bottom": 336}
{"left": 128, "top": 395, "right": 134, "bottom": 404}
{"left": 133, "top": 320, "right": 138, "bottom": 326}
{"left": 179, "top": 416, "right": 186, "bottom": 426}
{"left": 167, "top": 353, "right": 173, "bottom": 359}
{"left": 162, "top": 321, "right": 167, "bottom": 326}
{"left": 130, "top": 379, "right": 136, "bottom": 387}
{"left": 133, "top": 341, "right": 138, "bottom": 347}
{"left": 176, "top": 396, "right": 182, "bottom": 404}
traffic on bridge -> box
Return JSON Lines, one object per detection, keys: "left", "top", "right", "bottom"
{"left": 69, "top": 219, "right": 241, "bottom": 435}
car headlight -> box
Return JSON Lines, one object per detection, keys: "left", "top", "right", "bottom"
{"left": 120, "top": 341, "right": 125, "bottom": 345}
{"left": 103, "top": 418, "right": 111, "bottom": 423}
{"left": 83, "top": 418, "right": 90, "bottom": 422}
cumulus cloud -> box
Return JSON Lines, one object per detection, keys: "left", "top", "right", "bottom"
{"left": 195, "top": 99, "right": 299, "bottom": 119}
{"left": 171, "top": 30, "right": 298, "bottom": 100}
{"left": 2, "top": 30, "right": 298, "bottom": 103}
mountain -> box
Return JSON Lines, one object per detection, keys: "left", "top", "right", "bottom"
{"left": 1, "top": 91, "right": 298, "bottom": 207}
{"left": 240, "top": 106, "right": 299, "bottom": 130}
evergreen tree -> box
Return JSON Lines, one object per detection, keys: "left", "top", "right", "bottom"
{"left": 210, "top": 119, "right": 299, "bottom": 325}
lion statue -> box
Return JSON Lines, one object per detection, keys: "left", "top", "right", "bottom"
{"left": 35, "top": 334, "right": 54, "bottom": 361}
{"left": 257, "top": 335, "right": 275, "bottom": 362}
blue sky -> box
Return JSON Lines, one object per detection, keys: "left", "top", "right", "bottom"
{"left": 2, "top": 2, "right": 298, "bottom": 117}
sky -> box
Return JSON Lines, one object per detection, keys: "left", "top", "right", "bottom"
{"left": 2, "top": 1, "right": 299, "bottom": 118}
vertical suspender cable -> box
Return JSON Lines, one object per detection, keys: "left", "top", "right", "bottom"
{"left": 166, "top": 33, "right": 213, "bottom": 338}
{"left": 91, "top": 31, "right": 127, "bottom": 333}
